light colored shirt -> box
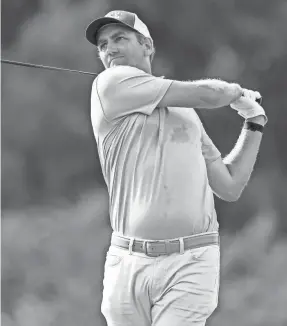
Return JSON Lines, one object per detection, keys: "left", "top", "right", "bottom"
{"left": 91, "top": 66, "right": 221, "bottom": 240}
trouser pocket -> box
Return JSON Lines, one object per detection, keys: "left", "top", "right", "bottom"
{"left": 101, "top": 250, "right": 133, "bottom": 321}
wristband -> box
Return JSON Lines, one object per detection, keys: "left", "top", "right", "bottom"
{"left": 244, "top": 121, "right": 264, "bottom": 133}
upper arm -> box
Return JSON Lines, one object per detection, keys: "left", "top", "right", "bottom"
{"left": 95, "top": 66, "right": 172, "bottom": 121}
{"left": 205, "top": 157, "right": 238, "bottom": 202}
{"left": 195, "top": 116, "right": 238, "bottom": 201}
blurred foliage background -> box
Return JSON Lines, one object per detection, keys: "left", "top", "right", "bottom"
{"left": 1, "top": 0, "right": 287, "bottom": 325}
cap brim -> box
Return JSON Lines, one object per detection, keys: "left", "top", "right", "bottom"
{"left": 85, "top": 17, "right": 136, "bottom": 46}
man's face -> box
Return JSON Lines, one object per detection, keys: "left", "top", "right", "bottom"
{"left": 96, "top": 24, "right": 148, "bottom": 70}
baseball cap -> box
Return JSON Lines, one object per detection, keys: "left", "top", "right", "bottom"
{"left": 85, "top": 10, "right": 152, "bottom": 46}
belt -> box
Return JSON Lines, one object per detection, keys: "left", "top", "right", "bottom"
{"left": 111, "top": 232, "right": 219, "bottom": 257}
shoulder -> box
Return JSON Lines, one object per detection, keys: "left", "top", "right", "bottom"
{"left": 95, "top": 66, "right": 148, "bottom": 90}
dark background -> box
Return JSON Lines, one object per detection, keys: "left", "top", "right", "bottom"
{"left": 2, "top": 0, "right": 287, "bottom": 325}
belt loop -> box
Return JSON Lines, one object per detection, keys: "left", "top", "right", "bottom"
{"left": 143, "top": 241, "right": 148, "bottom": 255}
{"left": 179, "top": 237, "right": 184, "bottom": 254}
{"left": 129, "top": 238, "right": 134, "bottom": 255}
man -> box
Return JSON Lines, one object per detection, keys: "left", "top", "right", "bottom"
{"left": 85, "top": 10, "right": 267, "bottom": 326}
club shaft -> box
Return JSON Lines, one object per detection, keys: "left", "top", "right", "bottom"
{"left": 1, "top": 59, "right": 97, "bottom": 76}
{"left": 1, "top": 58, "right": 263, "bottom": 104}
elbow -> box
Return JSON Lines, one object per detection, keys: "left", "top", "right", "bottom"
{"left": 215, "top": 189, "right": 241, "bottom": 202}
{"left": 223, "top": 186, "right": 244, "bottom": 202}
{"left": 223, "top": 192, "right": 241, "bottom": 202}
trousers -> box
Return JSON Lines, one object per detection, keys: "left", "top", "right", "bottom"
{"left": 101, "top": 239, "right": 220, "bottom": 326}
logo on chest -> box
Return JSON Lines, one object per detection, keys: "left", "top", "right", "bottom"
{"left": 170, "top": 124, "right": 191, "bottom": 143}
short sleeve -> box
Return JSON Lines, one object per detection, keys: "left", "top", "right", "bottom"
{"left": 194, "top": 113, "right": 221, "bottom": 163}
{"left": 93, "top": 66, "right": 173, "bottom": 121}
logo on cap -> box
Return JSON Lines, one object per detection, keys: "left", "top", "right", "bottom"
{"left": 107, "top": 11, "right": 125, "bottom": 20}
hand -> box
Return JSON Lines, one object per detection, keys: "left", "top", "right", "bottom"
{"left": 230, "top": 88, "right": 268, "bottom": 125}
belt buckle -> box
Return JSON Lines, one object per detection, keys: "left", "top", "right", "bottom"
{"left": 143, "top": 240, "right": 161, "bottom": 257}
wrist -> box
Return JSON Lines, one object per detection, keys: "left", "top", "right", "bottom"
{"left": 230, "top": 83, "right": 243, "bottom": 102}
{"left": 244, "top": 121, "right": 264, "bottom": 133}
{"left": 246, "top": 115, "right": 266, "bottom": 126}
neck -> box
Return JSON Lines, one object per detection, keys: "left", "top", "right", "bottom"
{"left": 141, "top": 62, "right": 152, "bottom": 74}
{"left": 127, "top": 62, "right": 152, "bottom": 74}
{"left": 129, "top": 62, "right": 151, "bottom": 74}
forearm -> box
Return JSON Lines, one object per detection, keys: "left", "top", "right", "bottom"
{"left": 190, "top": 79, "right": 243, "bottom": 109}
{"left": 159, "top": 78, "right": 243, "bottom": 109}
{"left": 223, "top": 116, "right": 265, "bottom": 199}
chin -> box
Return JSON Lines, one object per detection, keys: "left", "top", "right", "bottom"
{"left": 109, "top": 57, "right": 128, "bottom": 68}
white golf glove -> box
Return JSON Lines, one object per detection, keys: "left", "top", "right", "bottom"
{"left": 230, "top": 88, "right": 268, "bottom": 125}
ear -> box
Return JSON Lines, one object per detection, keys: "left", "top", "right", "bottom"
{"left": 143, "top": 38, "right": 154, "bottom": 57}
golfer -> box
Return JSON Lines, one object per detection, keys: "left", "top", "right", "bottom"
{"left": 85, "top": 10, "right": 267, "bottom": 326}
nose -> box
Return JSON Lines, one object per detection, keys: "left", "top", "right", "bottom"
{"left": 106, "top": 41, "right": 119, "bottom": 55}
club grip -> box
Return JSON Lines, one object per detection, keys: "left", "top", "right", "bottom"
{"left": 256, "top": 97, "right": 262, "bottom": 104}
{"left": 242, "top": 94, "right": 262, "bottom": 105}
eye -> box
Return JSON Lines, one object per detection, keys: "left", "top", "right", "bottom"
{"left": 115, "top": 36, "right": 125, "bottom": 42}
